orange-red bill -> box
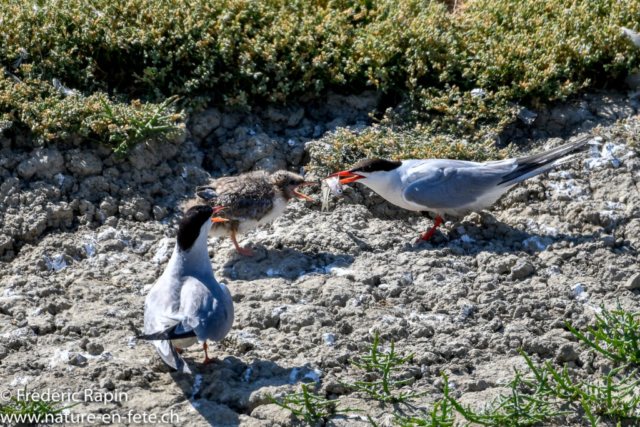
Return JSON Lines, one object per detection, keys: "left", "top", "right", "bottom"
{"left": 294, "top": 182, "right": 315, "bottom": 201}
{"left": 340, "top": 175, "right": 364, "bottom": 184}
{"left": 326, "top": 170, "right": 364, "bottom": 184}
{"left": 211, "top": 206, "right": 229, "bottom": 222}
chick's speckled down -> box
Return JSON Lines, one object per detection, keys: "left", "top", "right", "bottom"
{"left": 197, "top": 171, "right": 278, "bottom": 222}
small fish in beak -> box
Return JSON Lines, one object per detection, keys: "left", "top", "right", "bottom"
{"left": 321, "top": 176, "right": 343, "bottom": 212}
{"left": 326, "top": 170, "right": 365, "bottom": 184}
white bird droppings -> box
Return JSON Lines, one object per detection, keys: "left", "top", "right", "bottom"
{"left": 50, "top": 349, "right": 70, "bottom": 368}
{"left": 45, "top": 254, "right": 66, "bottom": 272}
{"left": 10, "top": 376, "right": 32, "bottom": 387}
{"left": 570, "top": 284, "right": 589, "bottom": 303}
{"left": 323, "top": 333, "right": 335, "bottom": 346}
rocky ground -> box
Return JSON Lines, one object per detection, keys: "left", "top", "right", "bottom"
{"left": 0, "top": 90, "right": 639, "bottom": 426}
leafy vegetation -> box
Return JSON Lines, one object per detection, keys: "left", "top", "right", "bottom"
{"left": 434, "top": 371, "right": 568, "bottom": 427}
{"left": 269, "top": 306, "right": 640, "bottom": 427}
{"left": 565, "top": 300, "right": 640, "bottom": 364}
{"left": 340, "top": 330, "right": 428, "bottom": 403}
{"left": 1, "top": 0, "right": 639, "bottom": 155}
{"left": 0, "top": 69, "right": 184, "bottom": 154}
{"left": 266, "top": 382, "right": 361, "bottom": 422}
{"left": 311, "top": 122, "right": 518, "bottom": 172}
{"left": 395, "top": 351, "right": 640, "bottom": 427}
{"left": 520, "top": 351, "right": 640, "bottom": 424}
{"left": 596, "top": 115, "right": 640, "bottom": 148}
{"left": 98, "top": 95, "right": 184, "bottom": 156}
{"left": 393, "top": 390, "right": 455, "bottom": 426}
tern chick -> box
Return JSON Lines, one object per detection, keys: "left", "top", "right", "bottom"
{"left": 193, "top": 170, "right": 314, "bottom": 257}
{"left": 139, "top": 205, "right": 233, "bottom": 373}
{"left": 327, "top": 135, "right": 591, "bottom": 242}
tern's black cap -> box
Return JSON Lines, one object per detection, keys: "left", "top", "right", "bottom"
{"left": 350, "top": 158, "right": 402, "bottom": 173}
{"left": 178, "top": 205, "right": 214, "bottom": 251}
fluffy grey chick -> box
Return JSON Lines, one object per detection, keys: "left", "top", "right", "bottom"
{"left": 193, "top": 170, "right": 314, "bottom": 257}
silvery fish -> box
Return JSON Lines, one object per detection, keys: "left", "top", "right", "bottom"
{"left": 326, "top": 176, "right": 343, "bottom": 199}
{"left": 321, "top": 176, "right": 343, "bottom": 212}
{"left": 321, "top": 180, "right": 330, "bottom": 212}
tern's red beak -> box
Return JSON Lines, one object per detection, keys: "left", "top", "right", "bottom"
{"left": 211, "top": 206, "right": 229, "bottom": 222}
{"left": 326, "top": 171, "right": 365, "bottom": 184}
{"left": 294, "top": 182, "right": 315, "bottom": 201}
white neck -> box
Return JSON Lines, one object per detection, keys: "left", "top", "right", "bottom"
{"left": 165, "top": 222, "right": 215, "bottom": 284}
{"left": 360, "top": 168, "right": 419, "bottom": 211}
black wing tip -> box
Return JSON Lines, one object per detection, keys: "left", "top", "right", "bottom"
{"left": 498, "top": 135, "right": 592, "bottom": 186}
{"left": 137, "top": 329, "right": 197, "bottom": 341}
{"left": 153, "top": 340, "right": 193, "bottom": 374}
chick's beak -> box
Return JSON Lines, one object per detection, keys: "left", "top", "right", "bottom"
{"left": 326, "top": 171, "right": 365, "bottom": 184}
{"left": 211, "top": 206, "right": 229, "bottom": 222}
{"left": 294, "top": 182, "right": 315, "bottom": 201}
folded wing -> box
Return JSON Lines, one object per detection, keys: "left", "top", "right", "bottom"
{"left": 143, "top": 284, "right": 194, "bottom": 374}
{"left": 402, "top": 160, "right": 517, "bottom": 213}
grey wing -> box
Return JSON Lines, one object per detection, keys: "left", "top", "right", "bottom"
{"left": 179, "top": 277, "right": 233, "bottom": 343}
{"left": 144, "top": 277, "right": 181, "bottom": 335}
{"left": 403, "top": 162, "right": 516, "bottom": 213}
{"left": 214, "top": 283, "right": 235, "bottom": 341}
{"left": 143, "top": 282, "right": 192, "bottom": 374}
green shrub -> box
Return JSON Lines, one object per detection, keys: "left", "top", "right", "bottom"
{"left": 0, "top": 67, "right": 184, "bottom": 155}
{"left": 311, "top": 121, "right": 518, "bottom": 172}
{"left": 1, "top": 0, "right": 639, "bottom": 154}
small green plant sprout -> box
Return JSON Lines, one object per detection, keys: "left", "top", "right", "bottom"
{"left": 98, "top": 94, "right": 185, "bottom": 157}
{"left": 0, "top": 386, "right": 78, "bottom": 422}
{"left": 520, "top": 349, "right": 640, "bottom": 423}
{"left": 393, "top": 391, "right": 454, "bottom": 426}
{"left": 574, "top": 366, "right": 640, "bottom": 422}
{"left": 443, "top": 370, "right": 569, "bottom": 427}
{"left": 565, "top": 300, "right": 640, "bottom": 364}
{"left": 340, "top": 330, "right": 427, "bottom": 403}
{"left": 581, "top": 398, "right": 601, "bottom": 427}
{"left": 266, "top": 382, "right": 361, "bottom": 423}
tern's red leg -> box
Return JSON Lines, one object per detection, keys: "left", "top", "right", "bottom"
{"left": 419, "top": 216, "right": 443, "bottom": 241}
{"left": 231, "top": 232, "right": 254, "bottom": 257}
{"left": 175, "top": 347, "right": 181, "bottom": 354}
{"left": 202, "top": 342, "right": 220, "bottom": 365}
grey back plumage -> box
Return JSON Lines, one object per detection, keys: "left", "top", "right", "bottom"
{"left": 403, "top": 160, "right": 516, "bottom": 214}
{"left": 143, "top": 217, "right": 234, "bottom": 374}
{"left": 144, "top": 272, "right": 234, "bottom": 374}
{"left": 179, "top": 277, "right": 234, "bottom": 343}
{"left": 402, "top": 135, "right": 590, "bottom": 216}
